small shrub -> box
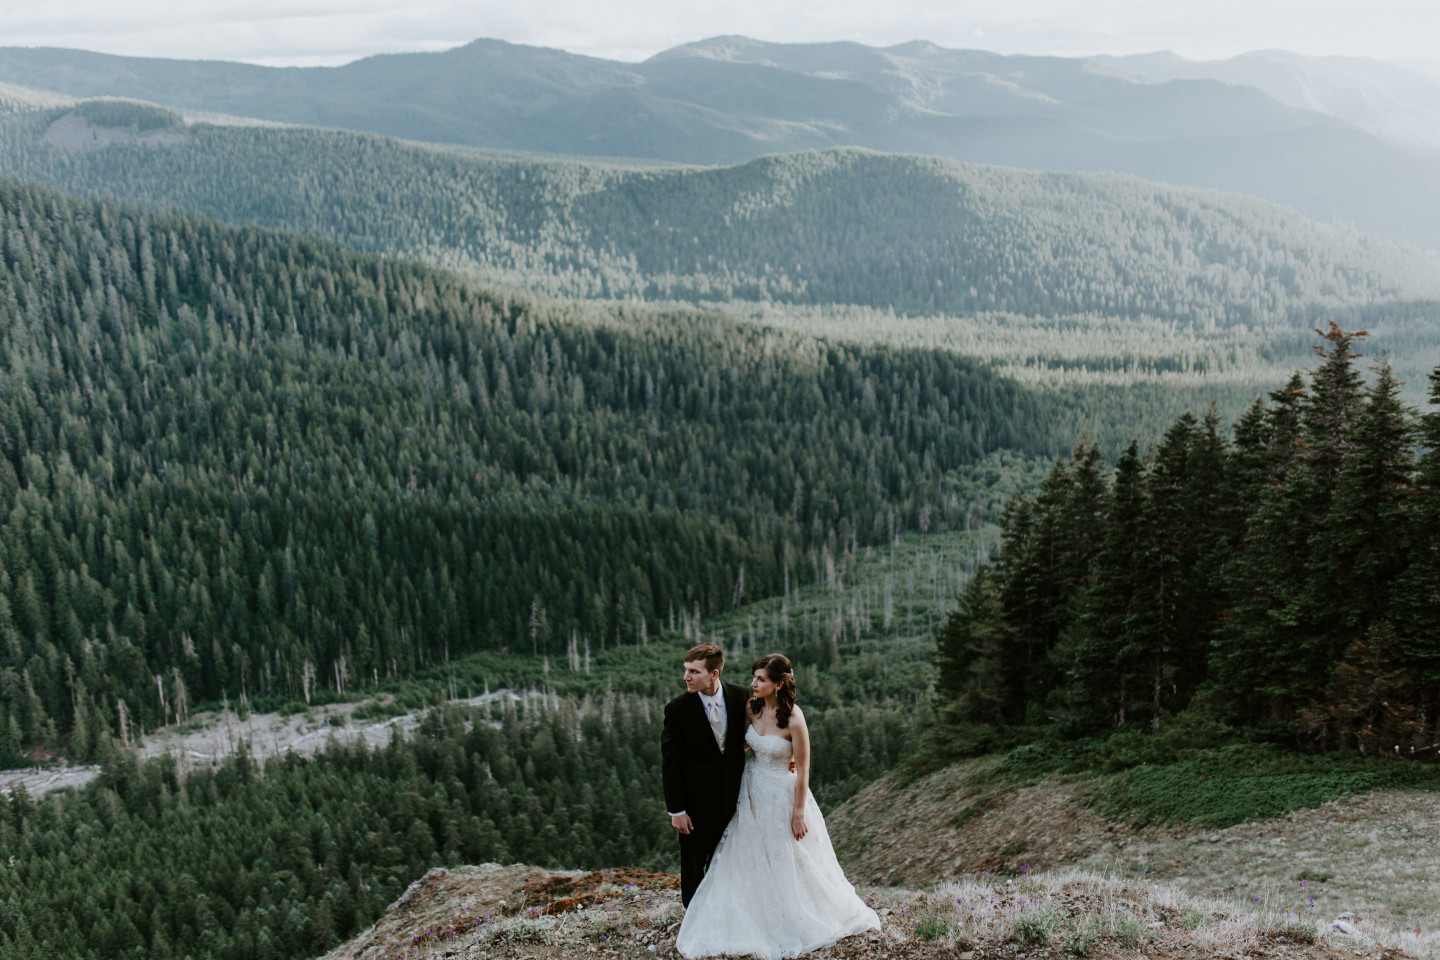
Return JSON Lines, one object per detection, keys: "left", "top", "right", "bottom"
{"left": 914, "top": 917, "right": 950, "bottom": 941}
{"left": 1063, "top": 925, "right": 1096, "bottom": 956}
{"left": 1179, "top": 911, "right": 1209, "bottom": 930}
{"left": 1266, "top": 918, "right": 1319, "bottom": 944}
{"left": 1113, "top": 912, "right": 1143, "bottom": 948}
{"left": 1295, "top": 868, "right": 1333, "bottom": 883}
{"left": 486, "top": 919, "right": 551, "bottom": 945}
{"left": 352, "top": 699, "right": 409, "bottom": 722}
{"left": 1012, "top": 906, "right": 1060, "bottom": 945}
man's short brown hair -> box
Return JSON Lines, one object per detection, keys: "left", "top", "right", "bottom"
{"left": 684, "top": 643, "right": 725, "bottom": 674}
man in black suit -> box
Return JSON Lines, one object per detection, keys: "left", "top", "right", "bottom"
{"left": 661, "top": 642, "right": 749, "bottom": 907}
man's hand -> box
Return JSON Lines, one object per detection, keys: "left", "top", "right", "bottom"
{"left": 671, "top": 813, "right": 694, "bottom": 835}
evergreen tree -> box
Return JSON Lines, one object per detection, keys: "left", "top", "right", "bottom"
{"left": 933, "top": 566, "right": 1014, "bottom": 725}
{"left": 1307, "top": 360, "right": 1413, "bottom": 664}
{"left": 1069, "top": 441, "right": 1147, "bottom": 728}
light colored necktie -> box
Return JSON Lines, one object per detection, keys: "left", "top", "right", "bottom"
{"left": 707, "top": 697, "right": 725, "bottom": 751}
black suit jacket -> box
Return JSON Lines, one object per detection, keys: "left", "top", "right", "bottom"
{"left": 661, "top": 681, "right": 750, "bottom": 828}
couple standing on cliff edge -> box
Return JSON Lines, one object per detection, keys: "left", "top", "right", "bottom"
{"left": 660, "top": 643, "right": 879, "bottom": 960}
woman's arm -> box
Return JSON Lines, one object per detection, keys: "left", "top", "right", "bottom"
{"left": 789, "top": 707, "right": 810, "bottom": 840}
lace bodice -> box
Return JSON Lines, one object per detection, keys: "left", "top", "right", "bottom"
{"left": 745, "top": 726, "right": 794, "bottom": 775}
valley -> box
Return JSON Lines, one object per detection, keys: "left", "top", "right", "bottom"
{"left": 1, "top": 28, "right": 1440, "bottom": 960}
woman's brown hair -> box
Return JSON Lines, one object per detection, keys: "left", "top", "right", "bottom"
{"left": 748, "top": 654, "right": 798, "bottom": 728}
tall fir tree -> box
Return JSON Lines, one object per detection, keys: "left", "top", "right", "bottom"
{"left": 1069, "top": 441, "right": 1147, "bottom": 728}
{"left": 1306, "top": 360, "right": 1413, "bottom": 665}
{"left": 1391, "top": 365, "right": 1440, "bottom": 689}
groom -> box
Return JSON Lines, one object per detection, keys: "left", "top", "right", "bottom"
{"left": 661, "top": 642, "right": 749, "bottom": 907}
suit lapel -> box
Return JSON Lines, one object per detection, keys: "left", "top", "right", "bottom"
{"left": 691, "top": 690, "right": 722, "bottom": 757}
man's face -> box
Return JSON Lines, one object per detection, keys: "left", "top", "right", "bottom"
{"left": 683, "top": 658, "right": 721, "bottom": 695}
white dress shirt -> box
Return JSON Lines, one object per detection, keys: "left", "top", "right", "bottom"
{"left": 700, "top": 687, "right": 728, "bottom": 751}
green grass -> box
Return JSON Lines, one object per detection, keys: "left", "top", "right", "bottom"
{"left": 1087, "top": 744, "right": 1440, "bottom": 827}
{"left": 1012, "top": 907, "right": 1060, "bottom": 945}
{"left": 914, "top": 917, "right": 951, "bottom": 941}
{"left": 967, "top": 724, "right": 1440, "bottom": 829}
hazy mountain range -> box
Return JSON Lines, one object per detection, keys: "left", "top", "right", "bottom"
{"left": 2, "top": 37, "right": 1440, "bottom": 248}
{"left": 3, "top": 99, "right": 1435, "bottom": 332}
{"left": 1099, "top": 49, "right": 1440, "bottom": 148}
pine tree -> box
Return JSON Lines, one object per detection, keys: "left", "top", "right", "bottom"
{"left": 933, "top": 566, "right": 1015, "bottom": 725}
{"left": 1307, "top": 360, "right": 1413, "bottom": 665}
{"left": 1211, "top": 373, "right": 1319, "bottom": 725}
{"left": 1070, "top": 441, "right": 1147, "bottom": 728}
{"left": 1301, "top": 323, "right": 1368, "bottom": 502}
{"left": 1391, "top": 365, "right": 1440, "bottom": 688}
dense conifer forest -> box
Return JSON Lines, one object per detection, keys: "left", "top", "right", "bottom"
{"left": 934, "top": 325, "right": 1440, "bottom": 756}
{"left": 0, "top": 101, "right": 1436, "bottom": 327}
{"left": 0, "top": 527, "right": 957, "bottom": 960}
{"left": 2, "top": 700, "right": 662, "bottom": 959}
{"left": 0, "top": 179, "right": 1080, "bottom": 758}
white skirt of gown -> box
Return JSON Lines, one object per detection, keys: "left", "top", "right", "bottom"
{"left": 675, "top": 726, "right": 880, "bottom": 959}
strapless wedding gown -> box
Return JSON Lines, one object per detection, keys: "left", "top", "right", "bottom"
{"left": 675, "top": 726, "right": 880, "bottom": 959}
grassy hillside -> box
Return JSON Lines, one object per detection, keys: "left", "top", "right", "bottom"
{"left": 827, "top": 755, "right": 1440, "bottom": 955}
{"left": 2, "top": 109, "right": 1435, "bottom": 330}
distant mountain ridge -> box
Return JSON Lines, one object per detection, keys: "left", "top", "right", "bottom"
{"left": 1101, "top": 49, "right": 1440, "bottom": 148}
{"left": 2, "top": 102, "right": 1435, "bottom": 330}
{"left": 3, "top": 37, "right": 1440, "bottom": 247}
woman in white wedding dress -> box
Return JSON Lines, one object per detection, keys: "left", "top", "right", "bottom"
{"left": 676, "top": 654, "right": 880, "bottom": 959}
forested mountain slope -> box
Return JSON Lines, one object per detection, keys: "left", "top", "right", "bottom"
{"left": 0, "top": 179, "right": 1073, "bottom": 758}
{"left": 3, "top": 38, "right": 1440, "bottom": 246}
{"left": 1, "top": 101, "right": 1435, "bottom": 329}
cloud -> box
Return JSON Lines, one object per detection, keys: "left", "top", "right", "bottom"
{"left": 0, "top": 0, "right": 1433, "bottom": 66}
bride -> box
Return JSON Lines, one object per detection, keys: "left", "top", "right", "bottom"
{"left": 675, "top": 654, "right": 880, "bottom": 959}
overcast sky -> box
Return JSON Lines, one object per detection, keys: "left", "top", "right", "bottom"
{"left": 2, "top": 0, "right": 1436, "bottom": 67}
